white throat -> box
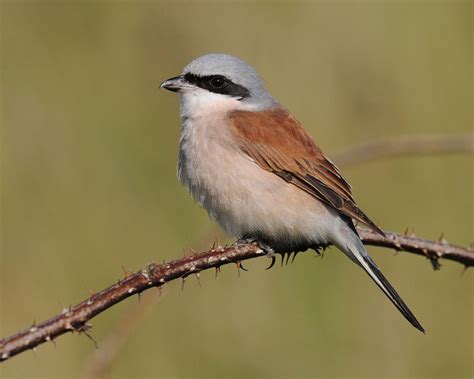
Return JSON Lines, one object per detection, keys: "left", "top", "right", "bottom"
{"left": 180, "top": 90, "right": 251, "bottom": 120}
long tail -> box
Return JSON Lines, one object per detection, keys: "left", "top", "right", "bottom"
{"left": 338, "top": 226, "right": 425, "bottom": 333}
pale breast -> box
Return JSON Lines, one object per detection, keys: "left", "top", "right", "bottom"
{"left": 177, "top": 114, "right": 339, "bottom": 250}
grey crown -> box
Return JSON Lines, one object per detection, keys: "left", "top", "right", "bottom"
{"left": 183, "top": 53, "right": 278, "bottom": 109}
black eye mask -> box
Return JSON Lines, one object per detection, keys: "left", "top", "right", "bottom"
{"left": 184, "top": 73, "right": 250, "bottom": 100}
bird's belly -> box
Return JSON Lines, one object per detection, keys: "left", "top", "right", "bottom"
{"left": 179, "top": 139, "right": 339, "bottom": 250}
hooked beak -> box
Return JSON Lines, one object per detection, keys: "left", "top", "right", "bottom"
{"left": 160, "top": 75, "right": 195, "bottom": 93}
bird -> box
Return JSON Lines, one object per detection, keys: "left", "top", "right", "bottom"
{"left": 160, "top": 53, "right": 424, "bottom": 333}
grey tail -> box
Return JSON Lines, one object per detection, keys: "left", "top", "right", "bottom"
{"left": 342, "top": 229, "right": 425, "bottom": 333}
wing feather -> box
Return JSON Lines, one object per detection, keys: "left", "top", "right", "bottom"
{"left": 228, "top": 107, "right": 384, "bottom": 236}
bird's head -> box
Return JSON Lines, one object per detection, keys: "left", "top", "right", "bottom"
{"left": 161, "top": 54, "right": 278, "bottom": 117}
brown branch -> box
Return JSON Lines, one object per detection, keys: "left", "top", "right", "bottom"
{"left": 332, "top": 134, "right": 473, "bottom": 167}
{"left": 357, "top": 229, "right": 473, "bottom": 270}
{"left": 80, "top": 134, "right": 473, "bottom": 376}
{"left": 1, "top": 228, "right": 472, "bottom": 363}
{"left": 79, "top": 227, "right": 227, "bottom": 379}
{"left": 79, "top": 291, "right": 161, "bottom": 379}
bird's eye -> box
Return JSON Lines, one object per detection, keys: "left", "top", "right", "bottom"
{"left": 209, "top": 76, "right": 226, "bottom": 89}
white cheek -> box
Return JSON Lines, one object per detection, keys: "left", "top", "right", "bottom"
{"left": 179, "top": 89, "right": 255, "bottom": 119}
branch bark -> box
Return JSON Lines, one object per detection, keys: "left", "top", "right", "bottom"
{"left": 1, "top": 228, "right": 472, "bottom": 362}
{"left": 357, "top": 229, "right": 472, "bottom": 269}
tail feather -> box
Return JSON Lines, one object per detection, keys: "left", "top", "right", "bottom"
{"left": 342, "top": 231, "right": 425, "bottom": 333}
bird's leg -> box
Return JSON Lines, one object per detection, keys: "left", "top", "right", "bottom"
{"left": 234, "top": 236, "right": 258, "bottom": 246}
{"left": 235, "top": 236, "right": 274, "bottom": 255}
{"left": 234, "top": 237, "right": 276, "bottom": 269}
{"left": 257, "top": 241, "right": 275, "bottom": 257}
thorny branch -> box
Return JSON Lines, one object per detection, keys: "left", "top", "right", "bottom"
{"left": 1, "top": 228, "right": 472, "bottom": 363}
{"left": 357, "top": 229, "right": 472, "bottom": 269}
{"left": 79, "top": 133, "right": 474, "bottom": 378}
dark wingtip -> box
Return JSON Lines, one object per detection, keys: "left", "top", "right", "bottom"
{"left": 368, "top": 220, "right": 386, "bottom": 238}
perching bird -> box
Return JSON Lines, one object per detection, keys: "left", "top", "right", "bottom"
{"left": 161, "top": 53, "right": 424, "bottom": 333}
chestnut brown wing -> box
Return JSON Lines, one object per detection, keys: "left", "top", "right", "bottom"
{"left": 228, "top": 107, "right": 384, "bottom": 236}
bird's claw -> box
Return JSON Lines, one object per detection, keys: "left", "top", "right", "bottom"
{"left": 265, "top": 256, "right": 276, "bottom": 270}
{"left": 234, "top": 238, "right": 275, "bottom": 269}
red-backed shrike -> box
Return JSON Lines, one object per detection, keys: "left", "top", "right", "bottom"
{"left": 161, "top": 54, "right": 424, "bottom": 332}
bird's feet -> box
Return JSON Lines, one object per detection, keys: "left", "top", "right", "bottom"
{"left": 234, "top": 237, "right": 275, "bottom": 257}
{"left": 234, "top": 237, "right": 276, "bottom": 270}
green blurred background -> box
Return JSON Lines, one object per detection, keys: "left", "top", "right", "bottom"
{"left": 1, "top": 1, "right": 472, "bottom": 378}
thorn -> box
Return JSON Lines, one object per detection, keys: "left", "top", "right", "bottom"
{"left": 121, "top": 266, "right": 133, "bottom": 278}
{"left": 461, "top": 265, "right": 469, "bottom": 276}
{"left": 88, "top": 289, "right": 95, "bottom": 296}
{"left": 157, "top": 285, "right": 163, "bottom": 296}
{"left": 196, "top": 273, "right": 201, "bottom": 287}
{"left": 140, "top": 269, "right": 150, "bottom": 282}
{"left": 285, "top": 252, "right": 292, "bottom": 266}
{"left": 239, "top": 262, "right": 248, "bottom": 271}
{"left": 265, "top": 256, "right": 276, "bottom": 270}
{"left": 147, "top": 263, "right": 157, "bottom": 273}
{"left": 438, "top": 233, "right": 444, "bottom": 242}
{"left": 137, "top": 292, "right": 141, "bottom": 303}
{"left": 181, "top": 277, "right": 186, "bottom": 291}
{"left": 211, "top": 241, "right": 216, "bottom": 249}
{"left": 280, "top": 253, "right": 285, "bottom": 267}
{"left": 235, "top": 262, "right": 241, "bottom": 277}
{"left": 190, "top": 248, "right": 196, "bottom": 255}
{"left": 81, "top": 326, "right": 99, "bottom": 349}
{"left": 404, "top": 227, "right": 409, "bottom": 236}
{"left": 215, "top": 266, "right": 221, "bottom": 278}
{"left": 427, "top": 254, "right": 441, "bottom": 271}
